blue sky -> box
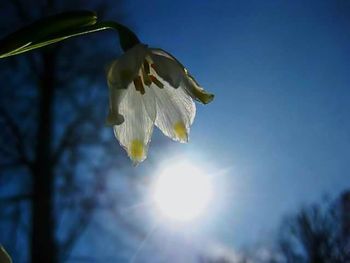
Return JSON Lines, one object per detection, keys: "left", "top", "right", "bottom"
{"left": 123, "top": 0, "right": 350, "bottom": 248}
{"left": 1, "top": 0, "right": 350, "bottom": 261}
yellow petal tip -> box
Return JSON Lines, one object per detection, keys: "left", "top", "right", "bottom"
{"left": 173, "top": 122, "right": 188, "bottom": 142}
{"left": 129, "top": 139, "right": 145, "bottom": 163}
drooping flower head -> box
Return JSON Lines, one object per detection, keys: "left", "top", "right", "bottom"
{"left": 107, "top": 44, "right": 214, "bottom": 164}
{"left": 0, "top": 10, "right": 214, "bottom": 165}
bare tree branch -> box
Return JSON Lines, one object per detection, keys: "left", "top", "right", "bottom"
{"left": 61, "top": 198, "right": 96, "bottom": 261}
{"left": 0, "top": 159, "right": 26, "bottom": 171}
{"left": 0, "top": 107, "right": 32, "bottom": 169}
{"left": 0, "top": 194, "right": 32, "bottom": 204}
{"left": 52, "top": 110, "right": 91, "bottom": 167}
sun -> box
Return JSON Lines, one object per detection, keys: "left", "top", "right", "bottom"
{"left": 152, "top": 160, "right": 213, "bottom": 222}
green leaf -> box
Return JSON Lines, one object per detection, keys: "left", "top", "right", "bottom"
{"left": 0, "top": 246, "right": 12, "bottom": 263}
{"left": 0, "top": 10, "right": 97, "bottom": 58}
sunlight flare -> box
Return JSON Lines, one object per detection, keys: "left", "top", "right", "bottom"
{"left": 152, "top": 161, "right": 213, "bottom": 222}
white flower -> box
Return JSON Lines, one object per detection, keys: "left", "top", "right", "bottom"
{"left": 106, "top": 44, "right": 214, "bottom": 164}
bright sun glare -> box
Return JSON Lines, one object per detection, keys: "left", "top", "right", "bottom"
{"left": 152, "top": 161, "right": 213, "bottom": 222}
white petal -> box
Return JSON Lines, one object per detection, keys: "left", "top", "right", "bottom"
{"left": 107, "top": 44, "right": 148, "bottom": 90}
{"left": 150, "top": 48, "right": 178, "bottom": 61}
{"left": 150, "top": 48, "right": 214, "bottom": 104}
{"left": 150, "top": 50, "right": 184, "bottom": 88}
{"left": 106, "top": 87, "right": 127, "bottom": 125}
{"left": 151, "top": 80, "right": 196, "bottom": 143}
{"left": 113, "top": 83, "right": 156, "bottom": 164}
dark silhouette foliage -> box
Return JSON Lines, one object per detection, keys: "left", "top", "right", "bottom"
{"left": 0, "top": 1, "right": 144, "bottom": 262}
{"left": 277, "top": 192, "right": 350, "bottom": 263}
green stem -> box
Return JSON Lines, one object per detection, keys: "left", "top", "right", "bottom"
{"left": 0, "top": 12, "right": 140, "bottom": 59}
{"left": 101, "top": 21, "right": 140, "bottom": 52}
{"left": 46, "top": 21, "right": 141, "bottom": 52}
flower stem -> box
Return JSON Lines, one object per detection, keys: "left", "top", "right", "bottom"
{"left": 0, "top": 11, "right": 140, "bottom": 59}
{"left": 100, "top": 21, "right": 140, "bottom": 51}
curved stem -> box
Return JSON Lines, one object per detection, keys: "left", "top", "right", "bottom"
{"left": 100, "top": 21, "right": 140, "bottom": 51}
{"left": 0, "top": 19, "right": 141, "bottom": 59}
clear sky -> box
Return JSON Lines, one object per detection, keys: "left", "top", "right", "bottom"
{"left": 123, "top": 0, "right": 350, "bottom": 249}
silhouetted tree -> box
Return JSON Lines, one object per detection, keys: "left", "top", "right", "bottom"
{"left": 0, "top": 1, "right": 145, "bottom": 262}
{"left": 197, "top": 191, "right": 350, "bottom": 263}
{"left": 277, "top": 191, "right": 350, "bottom": 263}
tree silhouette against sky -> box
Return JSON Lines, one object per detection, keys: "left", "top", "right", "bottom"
{"left": 0, "top": 1, "right": 147, "bottom": 262}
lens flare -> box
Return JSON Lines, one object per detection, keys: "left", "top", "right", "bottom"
{"left": 152, "top": 161, "right": 213, "bottom": 222}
